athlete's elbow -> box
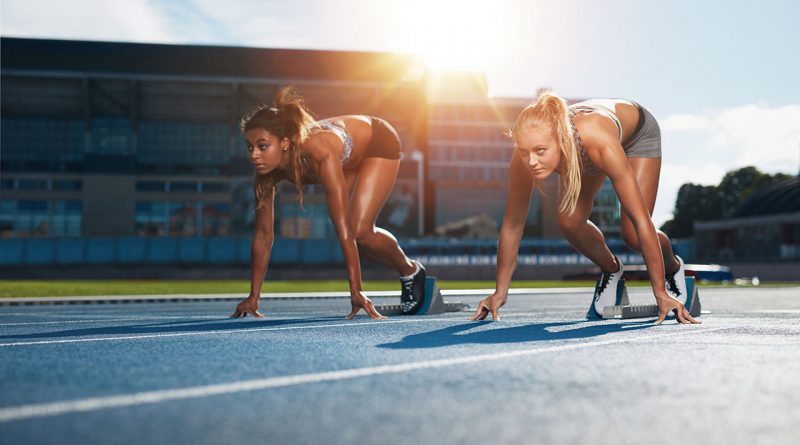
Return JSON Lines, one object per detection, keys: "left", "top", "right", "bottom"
{"left": 252, "top": 230, "right": 274, "bottom": 247}
{"left": 501, "top": 222, "right": 525, "bottom": 237}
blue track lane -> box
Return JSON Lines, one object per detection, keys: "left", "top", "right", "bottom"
{"left": 1, "top": 287, "right": 799, "bottom": 445}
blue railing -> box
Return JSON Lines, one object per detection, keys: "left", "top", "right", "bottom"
{"left": 0, "top": 237, "right": 694, "bottom": 266}
{"left": 0, "top": 237, "right": 343, "bottom": 265}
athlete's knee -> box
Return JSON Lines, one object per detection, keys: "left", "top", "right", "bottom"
{"left": 557, "top": 213, "right": 584, "bottom": 234}
{"left": 354, "top": 225, "right": 377, "bottom": 248}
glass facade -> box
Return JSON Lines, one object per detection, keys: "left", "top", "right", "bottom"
{"left": 0, "top": 40, "right": 513, "bottom": 241}
{"left": 138, "top": 122, "right": 230, "bottom": 168}
{"left": 52, "top": 201, "right": 83, "bottom": 236}
{"left": 135, "top": 201, "right": 231, "bottom": 237}
{"left": 428, "top": 100, "right": 527, "bottom": 234}
{"left": 278, "top": 201, "right": 336, "bottom": 239}
{"left": 89, "top": 117, "right": 134, "bottom": 155}
{"left": 0, "top": 200, "right": 82, "bottom": 237}
{"left": 1, "top": 118, "right": 85, "bottom": 171}
{"left": 590, "top": 179, "right": 622, "bottom": 237}
{"left": 201, "top": 203, "right": 232, "bottom": 236}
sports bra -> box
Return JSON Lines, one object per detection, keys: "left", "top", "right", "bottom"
{"left": 315, "top": 120, "right": 353, "bottom": 164}
{"left": 569, "top": 99, "right": 624, "bottom": 142}
{"left": 300, "top": 120, "right": 353, "bottom": 178}
{"left": 568, "top": 100, "right": 631, "bottom": 175}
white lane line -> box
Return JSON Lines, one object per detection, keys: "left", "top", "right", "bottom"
{"left": 0, "top": 287, "right": 591, "bottom": 305}
{"left": 0, "top": 313, "right": 219, "bottom": 320}
{"left": 0, "top": 314, "right": 547, "bottom": 347}
{"left": 745, "top": 309, "right": 800, "bottom": 314}
{"left": 0, "top": 326, "right": 727, "bottom": 423}
{"left": 0, "top": 316, "right": 471, "bottom": 347}
{"left": 0, "top": 316, "right": 225, "bottom": 326}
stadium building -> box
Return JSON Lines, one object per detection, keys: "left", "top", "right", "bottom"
{"left": 1, "top": 37, "right": 624, "bottom": 273}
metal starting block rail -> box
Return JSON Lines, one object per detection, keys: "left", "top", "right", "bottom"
{"left": 587, "top": 276, "right": 703, "bottom": 320}
{"left": 374, "top": 276, "right": 468, "bottom": 316}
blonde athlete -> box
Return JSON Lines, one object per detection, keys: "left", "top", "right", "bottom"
{"left": 471, "top": 91, "right": 700, "bottom": 324}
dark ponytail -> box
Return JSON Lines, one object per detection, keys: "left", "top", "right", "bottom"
{"left": 241, "top": 86, "right": 316, "bottom": 208}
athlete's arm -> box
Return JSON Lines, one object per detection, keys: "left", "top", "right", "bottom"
{"left": 231, "top": 187, "right": 274, "bottom": 318}
{"left": 579, "top": 116, "right": 698, "bottom": 324}
{"left": 471, "top": 150, "right": 534, "bottom": 321}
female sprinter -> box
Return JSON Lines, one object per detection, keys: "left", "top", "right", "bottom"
{"left": 231, "top": 87, "right": 426, "bottom": 320}
{"left": 471, "top": 91, "right": 700, "bottom": 324}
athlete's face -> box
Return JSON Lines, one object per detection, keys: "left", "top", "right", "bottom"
{"left": 245, "top": 128, "right": 289, "bottom": 175}
{"left": 515, "top": 127, "right": 562, "bottom": 179}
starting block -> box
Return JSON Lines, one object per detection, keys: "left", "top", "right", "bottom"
{"left": 586, "top": 276, "right": 703, "bottom": 320}
{"left": 374, "top": 276, "right": 468, "bottom": 316}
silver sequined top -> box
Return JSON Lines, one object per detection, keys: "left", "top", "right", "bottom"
{"left": 317, "top": 120, "right": 353, "bottom": 164}
{"left": 301, "top": 120, "right": 353, "bottom": 178}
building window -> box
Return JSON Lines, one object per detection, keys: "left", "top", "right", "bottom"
{"left": 202, "top": 203, "right": 231, "bottom": 236}
{"left": 90, "top": 117, "right": 134, "bottom": 155}
{"left": 136, "top": 181, "right": 166, "bottom": 192}
{"left": 52, "top": 179, "right": 83, "bottom": 191}
{"left": 52, "top": 201, "right": 82, "bottom": 237}
{"left": 201, "top": 182, "right": 229, "bottom": 193}
{"left": 1, "top": 117, "right": 85, "bottom": 163}
{"left": 137, "top": 201, "right": 230, "bottom": 237}
{"left": 16, "top": 200, "right": 50, "bottom": 237}
{"left": 278, "top": 202, "right": 334, "bottom": 239}
{"left": 168, "top": 202, "right": 197, "bottom": 236}
{"left": 138, "top": 121, "right": 229, "bottom": 167}
{"left": 0, "top": 200, "right": 82, "bottom": 237}
{"left": 169, "top": 181, "right": 198, "bottom": 193}
{"left": 135, "top": 201, "right": 169, "bottom": 236}
{"left": 0, "top": 201, "right": 14, "bottom": 237}
{"left": 17, "top": 179, "right": 48, "bottom": 190}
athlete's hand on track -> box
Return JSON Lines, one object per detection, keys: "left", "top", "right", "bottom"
{"left": 470, "top": 291, "right": 508, "bottom": 321}
{"left": 655, "top": 295, "right": 700, "bottom": 325}
{"left": 346, "top": 292, "right": 386, "bottom": 320}
{"left": 231, "top": 295, "right": 264, "bottom": 318}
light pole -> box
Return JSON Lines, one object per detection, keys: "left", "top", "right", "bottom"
{"left": 410, "top": 150, "right": 425, "bottom": 237}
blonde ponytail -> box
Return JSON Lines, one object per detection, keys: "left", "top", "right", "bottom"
{"left": 510, "top": 90, "right": 582, "bottom": 215}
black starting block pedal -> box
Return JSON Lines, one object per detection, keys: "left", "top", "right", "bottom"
{"left": 374, "top": 276, "right": 468, "bottom": 316}
{"left": 587, "top": 276, "right": 703, "bottom": 320}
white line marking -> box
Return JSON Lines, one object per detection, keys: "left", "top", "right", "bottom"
{"left": 745, "top": 309, "right": 800, "bottom": 314}
{"left": 0, "top": 316, "right": 222, "bottom": 326}
{"left": 0, "top": 326, "right": 727, "bottom": 423}
{"left": 0, "top": 287, "right": 591, "bottom": 305}
{"left": 0, "top": 313, "right": 218, "bottom": 320}
{"left": 0, "top": 317, "right": 469, "bottom": 347}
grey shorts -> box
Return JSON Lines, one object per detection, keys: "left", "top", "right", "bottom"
{"left": 623, "top": 103, "right": 661, "bottom": 158}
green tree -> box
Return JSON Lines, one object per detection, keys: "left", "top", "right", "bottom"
{"left": 661, "top": 184, "right": 720, "bottom": 238}
{"left": 718, "top": 166, "right": 791, "bottom": 217}
{"left": 661, "top": 166, "right": 792, "bottom": 236}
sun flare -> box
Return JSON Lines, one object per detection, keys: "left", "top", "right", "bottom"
{"left": 397, "top": 0, "right": 500, "bottom": 74}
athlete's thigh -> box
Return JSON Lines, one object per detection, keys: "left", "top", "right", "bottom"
{"left": 619, "top": 157, "right": 662, "bottom": 234}
{"left": 349, "top": 157, "right": 400, "bottom": 228}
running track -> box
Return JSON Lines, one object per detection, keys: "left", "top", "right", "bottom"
{"left": 1, "top": 286, "right": 798, "bottom": 445}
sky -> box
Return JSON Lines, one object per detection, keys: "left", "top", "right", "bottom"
{"left": 2, "top": 0, "right": 799, "bottom": 226}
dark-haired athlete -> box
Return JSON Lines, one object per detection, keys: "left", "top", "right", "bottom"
{"left": 231, "top": 87, "right": 426, "bottom": 320}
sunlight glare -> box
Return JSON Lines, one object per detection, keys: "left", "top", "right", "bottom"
{"left": 397, "top": 0, "right": 500, "bottom": 74}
